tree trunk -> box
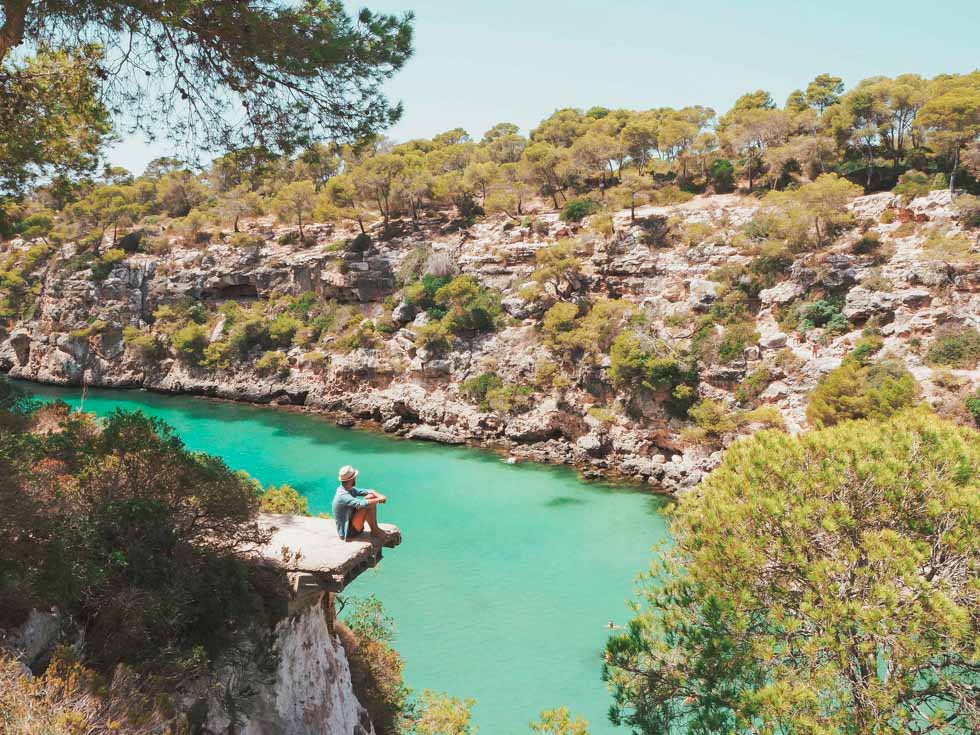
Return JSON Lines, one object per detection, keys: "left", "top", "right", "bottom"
{"left": 233, "top": 215, "right": 240, "bottom": 233}
{"left": 0, "top": 0, "right": 31, "bottom": 63}
{"left": 298, "top": 214, "right": 304, "bottom": 239}
{"left": 949, "top": 146, "right": 959, "bottom": 193}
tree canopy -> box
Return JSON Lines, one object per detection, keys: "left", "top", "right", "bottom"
{"left": 0, "top": 0, "right": 414, "bottom": 192}
{"left": 604, "top": 410, "right": 979, "bottom": 734}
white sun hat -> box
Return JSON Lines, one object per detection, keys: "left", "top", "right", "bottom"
{"left": 338, "top": 465, "right": 359, "bottom": 482}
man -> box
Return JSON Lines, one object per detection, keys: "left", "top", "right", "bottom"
{"left": 332, "top": 465, "right": 388, "bottom": 542}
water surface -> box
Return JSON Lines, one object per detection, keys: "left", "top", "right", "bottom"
{"left": 28, "top": 383, "right": 669, "bottom": 734}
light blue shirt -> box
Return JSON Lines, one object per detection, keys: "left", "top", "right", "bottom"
{"left": 332, "top": 485, "right": 370, "bottom": 539}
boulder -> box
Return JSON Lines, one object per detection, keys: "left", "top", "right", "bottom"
{"left": 687, "top": 279, "right": 719, "bottom": 310}
{"left": 843, "top": 287, "right": 932, "bottom": 321}
{"left": 392, "top": 301, "right": 415, "bottom": 325}
{"left": 406, "top": 426, "right": 465, "bottom": 445}
{"left": 759, "top": 281, "right": 803, "bottom": 306}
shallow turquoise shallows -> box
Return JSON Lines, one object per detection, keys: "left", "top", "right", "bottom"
{"left": 27, "top": 384, "right": 669, "bottom": 734}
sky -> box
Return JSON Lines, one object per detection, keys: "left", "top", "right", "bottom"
{"left": 109, "top": 0, "right": 980, "bottom": 174}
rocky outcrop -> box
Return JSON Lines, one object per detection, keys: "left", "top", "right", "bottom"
{"left": 205, "top": 600, "right": 375, "bottom": 735}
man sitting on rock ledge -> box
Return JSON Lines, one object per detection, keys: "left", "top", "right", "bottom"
{"left": 333, "top": 465, "right": 389, "bottom": 542}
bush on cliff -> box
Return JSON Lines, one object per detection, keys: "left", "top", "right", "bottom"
{"left": 0, "top": 403, "right": 270, "bottom": 676}
{"left": 926, "top": 325, "right": 980, "bottom": 369}
{"left": 806, "top": 357, "right": 920, "bottom": 427}
{"left": 559, "top": 197, "right": 600, "bottom": 223}
{"left": 543, "top": 298, "right": 633, "bottom": 361}
{"left": 434, "top": 275, "right": 503, "bottom": 335}
{"left": 258, "top": 484, "right": 310, "bottom": 515}
{"left": 172, "top": 322, "right": 209, "bottom": 364}
{"left": 604, "top": 410, "right": 980, "bottom": 734}
{"left": 338, "top": 595, "right": 410, "bottom": 735}
{"left": 609, "top": 333, "right": 698, "bottom": 417}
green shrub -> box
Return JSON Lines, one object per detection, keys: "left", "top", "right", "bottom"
{"left": 227, "top": 232, "right": 265, "bottom": 249}
{"left": 921, "top": 228, "right": 976, "bottom": 264}
{"left": 543, "top": 299, "right": 633, "bottom": 360}
{"left": 69, "top": 320, "right": 108, "bottom": 339}
{"left": 736, "top": 368, "right": 774, "bottom": 404}
{"left": 90, "top": 248, "right": 126, "bottom": 281}
{"left": 485, "top": 384, "right": 533, "bottom": 414}
{"left": 414, "top": 320, "right": 451, "bottom": 354}
{"left": 255, "top": 350, "right": 290, "bottom": 378}
{"left": 0, "top": 408, "right": 268, "bottom": 676}
{"left": 852, "top": 231, "right": 882, "bottom": 255}
{"left": 588, "top": 213, "right": 614, "bottom": 237}
{"left": 689, "top": 399, "right": 738, "bottom": 436}
{"left": 268, "top": 312, "right": 302, "bottom": 347}
{"left": 225, "top": 316, "right": 273, "bottom": 359}
{"left": 710, "top": 158, "right": 735, "bottom": 192}
{"left": 797, "top": 300, "right": 849, "bottom": 335}
{"left": 172, "top": 323, "right": 209, "bottom": 364}
{"left": 333, "top": 320, "right": 377, "bottom": 353}
{"left": 542, "top": 301, "right": 581, "bottom": 349}
{"left": 926, "top": 326, "right": 980, "bottom": 368}
{"left": 258, "top": 483, "right": 309, "bottom": 515}
{"left": 717, "top": 322, "right": 759, "bottom": 363}
{"left": 965, "top": 390, "right": 980, "bottom": 426}
{"left": 893, "top": 169, "right": 935, "bottom": 202}
{"left": 560, "top": 197, "right": 601, "bottom": 223}
{"left": 433, "top": 275, "right": 502, "bottom": 335}
{"left": 122, "top": 326, "right": 164, "bottom": 360}
{"left": 845, "top": 333, "right": 884, "bottom": 365}
{"left": 403, "top": 273, "right": 452, "bottom": 317}
{"left": 339, "top": 595, "right": 410, "bottom": 735}
{"left": 806, "top": 358, "right": 920, "bottom": 427}
{"left": 531, "top": 239, "right": 583, "bottom": 297}
{"left": 609, "top": 333, "right": 698, "bottom": 417}
{"left": 461, "top": 372, "right": 504, "bottom": 410}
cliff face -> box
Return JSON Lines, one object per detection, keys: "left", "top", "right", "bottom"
{"left": 1, "top": 190, "right": 978, "bottom": 491}
{"left": 206, "top": 597, "right": 375, "bottom": 735}
{"left": 3, "top": 580, "right": 379, "bottom": 735}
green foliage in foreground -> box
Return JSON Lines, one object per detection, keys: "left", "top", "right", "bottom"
{"left": 604, "top": 410, "right": 979, "bottom": 734}
{"left": 0, "top": 398, "right": 270, "bottom": 677}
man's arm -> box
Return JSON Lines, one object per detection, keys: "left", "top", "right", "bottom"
{"left": 362, "top": 488, "right": 387, "bottom": 503}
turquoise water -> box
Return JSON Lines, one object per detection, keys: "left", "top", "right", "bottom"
{"left": 26, "top": 384, "right": 669, "bottom": 734}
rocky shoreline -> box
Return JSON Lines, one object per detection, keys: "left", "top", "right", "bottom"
{"left": 3, "top": 190, "right": 978, "bottom": 494}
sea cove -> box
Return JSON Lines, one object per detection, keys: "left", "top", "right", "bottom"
{"left": 28, "top": 383, "right": 669, "bottom": 734}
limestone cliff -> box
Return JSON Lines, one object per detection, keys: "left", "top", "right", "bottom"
{"left": 1, "top": 190, "right": 978, "bottom": 491}
{"left": 205, "top": 598, "right": 375, "bottom": 735}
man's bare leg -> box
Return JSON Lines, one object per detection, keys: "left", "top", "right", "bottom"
{"left": 349, "top": 509, "right": 367, "bottom": 539}
{"left": 365, "top": 504, "right": 388, "bottom": 540}
{"left": 348, "top": 506, "right": 387, "bottom": 541}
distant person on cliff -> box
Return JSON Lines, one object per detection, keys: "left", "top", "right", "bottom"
{"left": 333, "top": 465, "right": 389, "bottom": 542}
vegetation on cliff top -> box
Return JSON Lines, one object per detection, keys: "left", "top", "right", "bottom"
{"left": 0, "top": 0, "right": 415, "bottom": 197}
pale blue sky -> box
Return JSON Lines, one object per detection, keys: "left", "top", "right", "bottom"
{"left": 110, "top": 0, "right": 980, "bottom": 174}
